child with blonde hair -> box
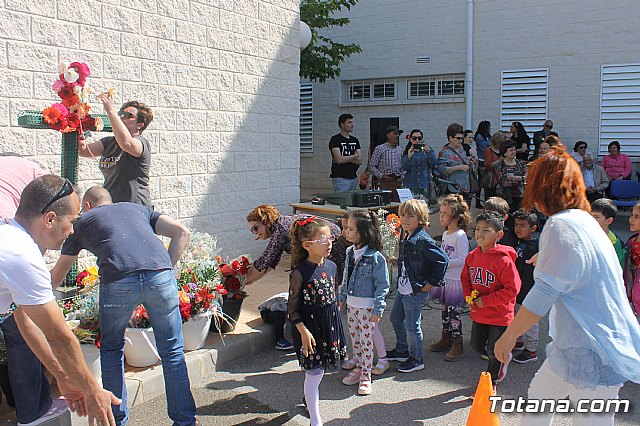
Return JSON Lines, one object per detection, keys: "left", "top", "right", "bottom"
{"left": 430, "top": 194, "right": 471, "bottom": 361}
{"left": 388, "top": 200, "right": 448, "bottom": 372}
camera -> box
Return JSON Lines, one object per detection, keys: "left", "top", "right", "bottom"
{"left": 412, "top": 143, "right": 424, "bottom": 150}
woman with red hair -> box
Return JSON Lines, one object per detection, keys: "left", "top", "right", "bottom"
{"left": 494, "top": 146, "right": 640, "bottom": 426}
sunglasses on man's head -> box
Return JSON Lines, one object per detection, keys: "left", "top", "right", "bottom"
{"left": 118, "top": 111, "right": 137, "bottom": 120}
{"left": 411, "top": 136, "right": 423, "bottom": 141}
{"left": 40, "top": 179, "right": 73, "bottom": 214}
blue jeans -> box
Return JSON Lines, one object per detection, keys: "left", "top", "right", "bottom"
{"left": 0, "top": 314, "right": 51, "bottom": 423}
{"left": 332, "top": 177, "right": 357, "bottom": 192}
{"left": 390, "top": 291, "right": 428, "bottom": 361}
{"left": 99, "top": 270, "right": 196, "bottom": 426}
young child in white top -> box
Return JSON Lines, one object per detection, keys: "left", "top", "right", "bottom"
{"left": 430, "top": 194, "right": 472, "bottom": 361}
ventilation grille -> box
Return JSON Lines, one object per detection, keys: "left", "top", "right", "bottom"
{"left": 416, "top": 56, "right": 431, "bottom": 64}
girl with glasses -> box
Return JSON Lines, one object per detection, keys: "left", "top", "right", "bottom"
{"left": 288, "top": 216, "right": 347, "bottom": 426}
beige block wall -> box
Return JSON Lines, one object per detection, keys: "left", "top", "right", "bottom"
{"left": 0, "top": 0, "right": 301, "bottom": 258}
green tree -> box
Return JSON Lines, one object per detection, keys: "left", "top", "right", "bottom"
{"left": 300, "top": 0, "right": 362, "bottom": 83}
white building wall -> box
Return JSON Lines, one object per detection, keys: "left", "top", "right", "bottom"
{"left": 0, "top": 0, "right": 301, "bottom": 258}
{"left": 303, "top": 0, "right": 640, "bottom": 192}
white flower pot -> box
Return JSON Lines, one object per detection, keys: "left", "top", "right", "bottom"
{"left": 80, "top": 343, "right": 101, "bottom": 379}
{"left": 182, "top": 311, "right": 212, "bottom": 351}
{"left": 124, "top": 328, "right": 160, "bottom": 368}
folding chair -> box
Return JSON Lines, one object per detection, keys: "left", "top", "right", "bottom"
{"left": 609, "top": 180, "right": 640, "bottom": 209}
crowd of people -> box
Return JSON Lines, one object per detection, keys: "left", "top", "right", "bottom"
{"left": 329, "top": 115, "right": 635, "bottom": 214}
{"left": 280, "top": 147, "right": 640, "bottom": 426}
{"left": 1, "top": 97, "right": 640, "bottom": 426}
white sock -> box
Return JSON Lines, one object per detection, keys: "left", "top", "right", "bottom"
{"left": 304, "top": 369, "right": 324, "bottom": 426}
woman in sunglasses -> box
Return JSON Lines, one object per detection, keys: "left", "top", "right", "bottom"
{"left": 78, "top": 93, "right": 154, "bottom": 207}
{"left": 245, "top": 205, "right": 342, "bottom": 285}
{"left": 400, "top": 129, "right": 437, "bottom": 200}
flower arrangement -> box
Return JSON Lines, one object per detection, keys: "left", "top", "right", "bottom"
{"left": 128, "top": 304, "right": 151, "bottom": 329}
{"left": 216, "top": 255, "right": 250, "bottom": 300}
{"left": 177, "top": 232, "right": 221, "bottom": 288}
{"left": 41, "top": 61, "right": 104, "bottom": 137}
{"left": 376, "top": 209, "right": 401, "bottom": 258}
{"left": 60, "top": 274, "right": 101, "bottom": 346}
{"left": 177, "top": 274, "right": 221, "bottom": 323}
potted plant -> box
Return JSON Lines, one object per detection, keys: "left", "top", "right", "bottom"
{"left": 178, "top": 279, "right": 221, "bottom": 351}
{"left": 214, "top": 255, "right": 250, "bottom": 333}
{"left": 124, "top": 305, "right": 160, "bottom": 368}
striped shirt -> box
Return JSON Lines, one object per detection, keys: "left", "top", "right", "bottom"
{"left": 369, "top": 143, "right": 404, "bottom": 178}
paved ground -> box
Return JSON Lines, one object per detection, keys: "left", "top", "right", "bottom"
{"left": 130, "top": 299, "right": 640, "bottom": 425}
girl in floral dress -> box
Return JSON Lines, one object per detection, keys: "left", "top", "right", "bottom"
{"left": 288, "top": 216, "right": 347, "bottom": 426}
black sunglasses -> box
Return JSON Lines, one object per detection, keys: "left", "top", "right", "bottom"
{"left": 40, "top": 179, "right": 73, "bottom": 214}
{"left": 411, "top": 136, "right": 423, "bottom": 141}
{"left": 118, "top": 111, "right": 137, "bottom": 120}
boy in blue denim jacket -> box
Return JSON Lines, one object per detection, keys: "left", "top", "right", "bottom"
{"left": 388, "top": 200, "right": 449, "bottom": 372}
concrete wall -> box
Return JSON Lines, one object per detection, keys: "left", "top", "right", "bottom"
{"left": 0, "top": 0, "right": 301, "bottom": 258}
{"left": 302, "top": 0, "right": 640, "bottom": 192}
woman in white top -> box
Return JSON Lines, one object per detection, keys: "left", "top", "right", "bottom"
{"left": 495, "top": 146, "right": 640, "bottom": 426}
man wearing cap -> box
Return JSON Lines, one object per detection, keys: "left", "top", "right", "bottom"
{"left": 369, "top": 125, "right": 405, "bottom": 201}
{"left": 329, "top": 113, "right": 362, "bottom": 192}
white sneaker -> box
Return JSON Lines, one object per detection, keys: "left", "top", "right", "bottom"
{"left": 18, "top": 399, "right": 69, "bottom": 426}
{"left": 341, "top": 357, "right": 357, "bottom": 370}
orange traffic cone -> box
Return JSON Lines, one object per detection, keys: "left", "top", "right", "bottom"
{"left": 466, "top": 372, "right": 500, "bottom": 426}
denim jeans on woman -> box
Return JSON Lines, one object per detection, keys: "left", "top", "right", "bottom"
{"left": 390, "top": 291, "right": 428, "bottom": 361}
{"left": 99, "top": 269, "right": 196, "bottom": 426}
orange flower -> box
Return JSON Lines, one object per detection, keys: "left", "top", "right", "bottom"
{"left": 178, "top": 290, "right": 190, "bottom": 305}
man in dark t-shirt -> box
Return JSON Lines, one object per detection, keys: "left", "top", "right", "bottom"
{"left": 51, "top": 187, "right": 197, "bottom": 425}
{"left": 329, "top": 113, "right": 362, "bottom": 192}
{"left": 78, "top": 93, "right": 154, "bottom": 207}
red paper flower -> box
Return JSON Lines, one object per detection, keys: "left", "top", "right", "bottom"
{"left": 179, "top": 303, "right": 191, "bottom": 321}
{"left": 231, "top": 259, "right": 240, "bottom": 271}
{"left": 76, "top": 270, "right": 89, "bottom": 287}
{"left": 69, "top": 61, "right": 90, "bottom": 86}
{"left": 225, "top": 277, "right": 241, "bottom": 291}
{"left": 220, "top": 264, "right": 234, "bottom": 276}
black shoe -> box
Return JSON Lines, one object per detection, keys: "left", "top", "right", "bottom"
{"left": 396, "top": 357, "right": 425, "bottom": 373}
{"left": 386, "top": 348, "right": 410, "bottom": 362}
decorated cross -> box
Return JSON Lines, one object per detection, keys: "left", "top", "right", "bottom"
{"left": 16, "top": 62, "right": 113, "bottom": 286}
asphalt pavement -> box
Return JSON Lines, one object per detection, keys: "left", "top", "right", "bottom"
{"left": 130, "top": 297, "right": 640, "bottom": 425}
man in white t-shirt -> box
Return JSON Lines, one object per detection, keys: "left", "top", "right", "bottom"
{"left": 0, "top": 175, "right": 119, "bottom": 425}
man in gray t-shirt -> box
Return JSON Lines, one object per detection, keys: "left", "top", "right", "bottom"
{"left": 78, "top": 93, "right": 154, "bottom": 207}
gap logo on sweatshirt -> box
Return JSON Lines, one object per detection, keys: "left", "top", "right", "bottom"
{"left": 469, "top": 267, "right": 495, "bottom": 288}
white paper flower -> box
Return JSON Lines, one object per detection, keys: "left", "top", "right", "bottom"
{"left": 63, "top": 68, "right": 79, "bottom": 83}
{"left": 57, "top": 61, "right": 68, "bottom": 75}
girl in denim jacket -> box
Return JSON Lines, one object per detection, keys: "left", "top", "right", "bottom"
{"left": 338, "top": 210, "right": 389, "bottom": 396}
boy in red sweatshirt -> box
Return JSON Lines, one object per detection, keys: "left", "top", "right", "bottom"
{"left": 462, "top": 212, "right": 521, "bottom": 395}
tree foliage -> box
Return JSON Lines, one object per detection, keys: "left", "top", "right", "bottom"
{"left": 300, "top": 0, "right": 362, "bottom": 83}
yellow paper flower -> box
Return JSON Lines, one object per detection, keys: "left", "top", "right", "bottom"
{"left": 465, "top": 289, "right": 479, "bottom": 306}
{"left": 107, "top": 87, "right": 116, "bottom": 98}
{"left": 87, "top": 265, "right": 98, "bottom": 276}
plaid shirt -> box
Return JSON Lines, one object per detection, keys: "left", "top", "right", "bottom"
{"left": 369, "top": 143, "right": 404, "bottom": 178}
